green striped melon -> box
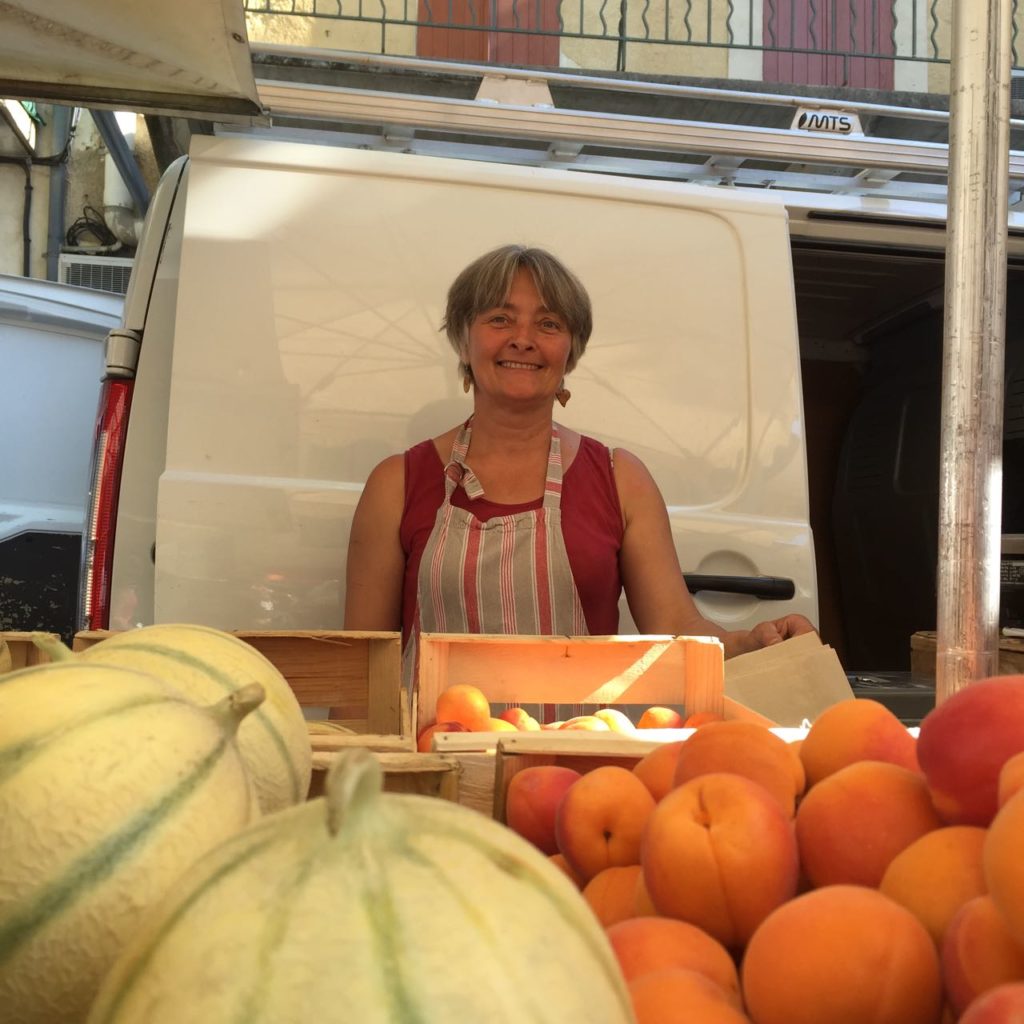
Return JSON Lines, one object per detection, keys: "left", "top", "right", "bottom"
{"left": 0, "top": 661, "right": 263, "bottom": 1024}
{"left": 87, "top": 750, "right": 636, "bottom": 1024}
{"left": 42, "top": 625, "right": 312, "bottom": 813}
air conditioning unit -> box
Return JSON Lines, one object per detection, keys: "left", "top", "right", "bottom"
{"left": 58, "top": 254, "right": 133, "bottom": 295}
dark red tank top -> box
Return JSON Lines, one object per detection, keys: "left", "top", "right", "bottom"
{"left": 399, "top": 435, "right": 624, "bottom": 644}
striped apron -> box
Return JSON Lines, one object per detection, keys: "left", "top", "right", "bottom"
{"left": 402, "top": 419, "right": 590, "bottom": 699}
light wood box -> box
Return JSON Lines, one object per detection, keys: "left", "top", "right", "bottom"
{"left": 911, "top": 630, "right": 1024, "bottom": 679}
{"left": 416, "top": 632, "right": 725, "bottom": 735}
{"left": 0, "top": 632, "right": 59, "bottom": 673}
{"left": 73, "top": 629, "right": 405, "bottom": 734}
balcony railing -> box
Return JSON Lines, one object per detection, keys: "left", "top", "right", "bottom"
{"left": 244, "top": 0, "right": 1024, "bottom": 86}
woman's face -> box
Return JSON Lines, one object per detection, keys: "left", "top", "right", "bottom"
{"left": 466, "top": 268, "right": 572, "bottom": 406}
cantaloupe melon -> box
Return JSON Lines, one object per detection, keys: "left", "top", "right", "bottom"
{"left": 35, "top": 624, "right": 311, "bottom": 813}
{"left": 0, "top": 661, "right": 263, "bottom": 1024}
{"left": 87, "top": 750, "right": 636, "bottom": 1024}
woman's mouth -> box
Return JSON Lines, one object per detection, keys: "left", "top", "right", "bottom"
{"left": 498, "top": 360, "right": 541, "bottom": 370}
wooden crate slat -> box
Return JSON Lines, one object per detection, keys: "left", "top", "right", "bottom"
{"left": 0, "top": 632, "right": 58, "bottom": 672}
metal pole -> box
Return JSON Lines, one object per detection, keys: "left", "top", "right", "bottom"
{"left": 936, "top": 0, "right": 1013, "bottom": 701}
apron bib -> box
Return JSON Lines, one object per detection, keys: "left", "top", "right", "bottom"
{"left": 403, "top": 420, "right": 589, "bottom": 701}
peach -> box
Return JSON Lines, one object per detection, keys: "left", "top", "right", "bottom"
{"left": 434, "top": 683, "right": 492, "bottom": 731}
{"left": 959, "top": 982, "right": 1024, "bottom": 1023}
{"left": 637, "top": 706, "right": 684, "bottom": 729}
{"left": 795, "top": 760, "right": 943, "bottom": 888}
{"left": 504, "top": 765, "right": 581, "bottom": 855}
{"left": 499, "top": 706, "right": 541, "bottom": 731}
{"left": 642, "top": 772, "right": 799, "bottom": 949}
{"left": 879, "top": 825, "right": 988, "bottom": 945}
{"left": 632, "top": 740, "right": 686, "bottom": 802}
{"left": 548, "top": 852, "right": 585, "bottom": 889}
{"left": 741, "top": 885, "right": 943, "bottom": 1024}
{"left": 593, "top": 708, "right": 637, "bottom": 733}
{"left": 998, "top": 751, "right": 1024, "bottom": 809}
{"left": 582, "top": 864, "right": 645, "bottom": 927}
{"left": 555, "top": 765, "right": 656, "bottom": 882}
{"left": 672, "top": 720, "right": 806, "bottom": 817}
{"left": 917, "top": 676, "right": 1024, "bottom": 826}
{"left": 416, "top": 720, "right": 468, "bottom": 752}
{"left": 942, "top": 896, "right": 1024, "bottom": 1016}
{"left": 629, "top": 969, "right": 751, "bottom": 1024}
{"left": 633, "top": 871, "right": 656, "bottom": 916}
{"left": 560, "top": 715, "right": 611, "bottom": 731}
{"left": 799, "top": 697, "right": 919, "bottom": 787}
{"left": 606, "top": 916, "right": 742, "bottom": 1005}
{"left": 985, "top": 788, "right": 1024, "bottom": 949}
{"left": 487, "top": 716, "right": 519, "bottom": 732}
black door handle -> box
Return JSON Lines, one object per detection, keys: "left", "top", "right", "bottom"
{"left": 683, "top": 574, "right": 796, "bottom": 600}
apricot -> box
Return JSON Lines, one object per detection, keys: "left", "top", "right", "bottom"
{"left": 672, "top": 720, "right": 805, "bottom": 817}
{"left": 799, "top": 697, "right": 919, "bottom": 787}
{"left": 504, "top": 765, "right": 581, "bottom": 855}
{"left": 416, "top": 720, "right": 467, "bottom": 752}
{"left": 642, "top": 772, "right": 799, "bottom": 949}
{"left": 984, "top": 788, "right": 1024, "bottom": 949}
{"left": 741, "top": 885, "right": 943, "bottom": 1024}
{"left": 795, "top": 760, "right": 943, "bottom": 888}
{"left": 959, "top": 982, "right": 1024, "bottom": 1023}
{"left": 942, "top": 896, "right": 1024, "bottom": 1016}
{"left": 684, "top": 710, "right": 726, "bottom": 727}
{"left": 434, "top": 683, "right": 492, "bottom": 731}
{"left": 629, "top": 969, "right": 751, "bottom": 1024}
{"left": 487, "top": 716, "right": 519, "bottom": 732}
{"left": 498, "top": 706, "right": 541, "bottom": 731}
{"left": 594, "top": 708, "right": 636, "bottom": 732}
{"left": 998, "top": 750, "right": 1024, "bottom": 808}
{"left": 632, "top": 740, "right": 685, "bottom": 802}
{"left": 582, "top": 864, "right": 645, "bottom": 927}
{"left": 555, "top": 765, "right": 656, "bottom": 881}
{"left": 606, "top": 916, "right": 742, "bottom": 1005}
{"left": 633, "top": 871, "right": 656, "bottom": 916}
{"left": 917, "top": 676, "right": 1024, "bottom": 826}
{"left": 637, "top": 706, "right": 684, "bottom": 729}
{"left": 879, "top": 825, "right": 988, "bottom": 945}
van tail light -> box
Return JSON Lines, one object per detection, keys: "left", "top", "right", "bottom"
{"left": 78, "top": 378, "right": 133, "bottom": 631}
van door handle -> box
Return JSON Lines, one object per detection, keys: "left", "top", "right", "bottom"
{"left": 683, "top": 574, "right": 796, "bottom": 600}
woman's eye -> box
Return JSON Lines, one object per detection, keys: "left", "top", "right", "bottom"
{"left": 540, "top": 319, "right": 564, "bottom": 331}
{"left": 487, "top": 315, "right": 509, "bottom": 326}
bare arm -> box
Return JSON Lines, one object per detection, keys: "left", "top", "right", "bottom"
{"left": 343, "top": 454, "right": 406, "bottom": 631}
{"left": 615, "top": 449, "right": 816, "bottom": 658}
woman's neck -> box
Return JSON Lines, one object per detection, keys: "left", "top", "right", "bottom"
{"left": 467, "top": 400, "right": 555, "bottom": 458}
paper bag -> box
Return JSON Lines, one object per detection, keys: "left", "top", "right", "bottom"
{"left": 725, "top": 632, "right": 853, "bottom": 726}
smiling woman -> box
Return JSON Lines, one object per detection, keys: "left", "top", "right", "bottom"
{"left": 343, "top": 243, "right": 816, "bottom": 686}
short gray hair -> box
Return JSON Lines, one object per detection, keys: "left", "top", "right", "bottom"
{"left": 442, "top": 245, "right": 593, "bottom": 376}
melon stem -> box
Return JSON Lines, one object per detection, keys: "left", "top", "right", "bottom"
{"left": 29, "top": 632, "right": 75, "bottom": 662}
{"left": 325, "top": 750, "right": 383, "bottom": 837}
{"left": 207, "top": 682, "right": 266, "bottom": 734}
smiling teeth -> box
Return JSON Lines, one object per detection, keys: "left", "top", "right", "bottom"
{"left": 500, "top": 361, "right": 540, "bottom": 369}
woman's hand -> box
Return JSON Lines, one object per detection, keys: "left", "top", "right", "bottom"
{"left": 741, "top": 613, "right": 818, "bottom": 654}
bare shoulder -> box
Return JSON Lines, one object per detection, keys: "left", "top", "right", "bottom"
{"left": 362, "top": 453, "right": 405, "bottom": 504}
{"left": 611, "top": 447, "right": 660, "bottom": 489}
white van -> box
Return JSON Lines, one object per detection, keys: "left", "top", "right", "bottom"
{"left": 0, "top": 275, "right": 123, "bottom": 639}
{"left": 80, "top": 134, "right": 816, "bottom": 645}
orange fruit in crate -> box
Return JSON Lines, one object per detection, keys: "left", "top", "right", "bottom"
{"left": 799, "top": 697, "right": 919, "bottom": 788}
{"left": 628, "top": 969, "right": 750, "bottom": 1024}
{"left": 434, "top": 683, "right": 492, "bottom": 732}
{"left": 582, "top": 864, "right": 646, "bottom": 927}
{"left": 741, "top": 885, "right": 943, "bottom": 1024}
{"left": 487, "top": 717, "right": 518, "bottom": 732}
{"left": 683, "top": 710, "right": 725, "bottom": 728}
{"left": 605, "top": 916, "right": 741, "bottom": 1003}
{"left": 672, "top": 720, "right": 805, "bottom": 817}
{"left": 416, "top": 721, "right": 468, "bottom": 752}
{"left": 499, "top": 707, "right": 541, "bottom": 731}
{"left": 632, "top": 741, "right": 686, "bottom": 802}
{"left": 637, "top": 706, "right": 684, "bottom": 729}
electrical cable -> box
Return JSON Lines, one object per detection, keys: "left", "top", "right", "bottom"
{"left": 64, "top": 204, "right": 117, "bottom": 248}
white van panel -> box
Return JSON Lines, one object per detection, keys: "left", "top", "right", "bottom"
{"left": 146, "top": 136, "right": 813, "bottom": 631}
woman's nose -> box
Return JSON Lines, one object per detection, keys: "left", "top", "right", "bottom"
{"left": 509, "top": 321, "right": 537, "bottom": 346}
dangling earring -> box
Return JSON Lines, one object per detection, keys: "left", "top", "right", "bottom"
{"left": 460, "top": 362, "right": 473, "bottom": 394}
{"left": 556, "top": 380, "right": 571, "bottom": 407}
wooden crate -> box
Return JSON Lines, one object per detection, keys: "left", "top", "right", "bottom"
{"left": 416, "top": 632, "right": 724, "bottom": 736}
{"left": 911, "top": 630, "right": 1024, "bottom": 679}
{"left": 306, "top": 732, "right": 463, "bottom": 802}
{"left": 0, "top": 632, "right": 59, "bottom": 673}
{"left": 73, "top": 629, "right": 406, "bottom": 735}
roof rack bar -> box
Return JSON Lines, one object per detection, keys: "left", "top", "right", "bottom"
{"left": 257, "top": 79, "right": 1024, "bottom": 177}
{"left": 251, "top": 43, "right": 1024, "bottom": 130}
